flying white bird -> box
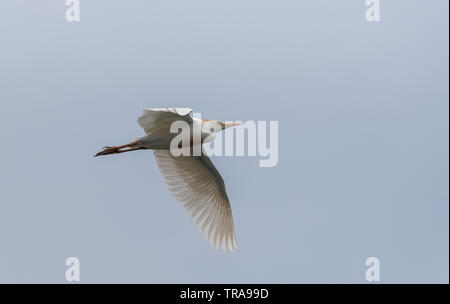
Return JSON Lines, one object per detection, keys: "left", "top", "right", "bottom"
{"left": 95, "top": 108, "right": 240, "bottom": 252}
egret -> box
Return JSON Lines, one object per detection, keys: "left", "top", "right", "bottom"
{"left": 95, "top": 108, "right": 240, "bottom": 252}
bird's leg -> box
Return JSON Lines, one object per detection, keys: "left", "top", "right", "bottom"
{"left": 95, "top": 140, "right": 142, "bottom": 157}
{"left": 112, "top": 147, "right": 144, "bottom": 154}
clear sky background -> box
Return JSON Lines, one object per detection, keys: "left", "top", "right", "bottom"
{"left": 0, "top": 1, "right": 448, "bottom": 283}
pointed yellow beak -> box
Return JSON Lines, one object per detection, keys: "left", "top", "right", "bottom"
{"left": 224, "top": 122, "right": 241, "bottom": 128}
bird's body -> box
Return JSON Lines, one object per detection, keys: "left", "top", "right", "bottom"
{"left": 138, "top": 118, "right": 215, "bottom": 150}
{"left": 95, "top": 108, "right": 240, "bottom": 252}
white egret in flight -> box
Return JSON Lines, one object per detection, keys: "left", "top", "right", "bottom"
{"left": 95, "top": 108, "right": 240, "bottom": 252}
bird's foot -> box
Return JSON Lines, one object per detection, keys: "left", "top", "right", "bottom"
{"left": 95, "top": 140, "right": 143, "bottom": 157}
{"left": 94, "top": 146, "right": 119, "bottom": 157}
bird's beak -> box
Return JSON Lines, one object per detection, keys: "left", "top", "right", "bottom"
{"left": 223, "top": 122, "right": 241, "bottom": 129}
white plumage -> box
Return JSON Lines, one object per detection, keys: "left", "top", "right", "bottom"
{"left": 96, "top": 108, "right": 239, "bottom": 252}
{"left": 138, "top": 108, "right": 193, "bottom": 134}
{"left": 154, "top": 150, "right": 237, "bottom": 251}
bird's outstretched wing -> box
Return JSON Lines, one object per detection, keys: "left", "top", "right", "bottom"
{"left": 138, "top": 108, "right": 193, "bottom": 134}
{"left": 153, "top": 149, "right": 238, "bottom": 252}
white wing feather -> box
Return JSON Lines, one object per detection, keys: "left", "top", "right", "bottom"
{"left": 153, "top": 150, "right": 238, "bottom": 252}
{"left": 138, "top": 108, "right": 192, "bottom": 134}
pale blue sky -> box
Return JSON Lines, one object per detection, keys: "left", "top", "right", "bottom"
{"left": 0, "top": 1, "right": 448, "bottom": 283}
